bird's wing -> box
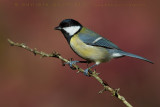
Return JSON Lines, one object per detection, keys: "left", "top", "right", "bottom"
{"left": 78, "top": 28, "right": 120, "bottom": 49}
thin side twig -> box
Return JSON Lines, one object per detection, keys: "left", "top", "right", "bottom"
{"left": 8, "top": 39, "right": 133, "bottom": 107}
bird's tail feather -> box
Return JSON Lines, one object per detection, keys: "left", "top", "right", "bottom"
{"left": 118, "top": 50, "right": 153, "bottom": 64}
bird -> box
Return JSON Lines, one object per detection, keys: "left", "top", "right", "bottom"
{"left": 55, "top": 19, "right": 153, "bottom": 76}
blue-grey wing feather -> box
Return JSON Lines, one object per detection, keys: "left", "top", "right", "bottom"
{"left": 77, "top": 28, "right": 153, "bottom": 63}
{"left": 78, "top": 28, "right": 120, "bottom": 49}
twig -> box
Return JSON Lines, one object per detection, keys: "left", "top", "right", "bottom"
{"left": 7, "top": 39, "right": 133, "bottom": 107}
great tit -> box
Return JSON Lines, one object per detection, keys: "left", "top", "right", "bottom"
{"left": 55, "top": 19, "right": 153, "bottom": 76}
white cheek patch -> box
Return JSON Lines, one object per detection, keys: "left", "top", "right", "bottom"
{"left": 63, "top": 26, "right": 80, "bottom": 36}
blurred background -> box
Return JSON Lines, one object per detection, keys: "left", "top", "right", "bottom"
{"left": 0, "top": 0, "right": 160, "bottom": 107}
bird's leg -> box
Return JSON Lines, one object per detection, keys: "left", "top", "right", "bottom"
{"left": 65, "top": 59, "right": 89, "bottom": 70}
{"left": 65, "top": 61, "right": 79, "bottom": 68}
{"left": 84, "top": 64, "right": 97, "bottom": 76}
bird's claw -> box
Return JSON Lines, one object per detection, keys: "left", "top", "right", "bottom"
{"left": 84, "top": 68, "right": 92, "bottom": 76}
{"left": 65, "top": 61, "right": 79, "bottom": 70}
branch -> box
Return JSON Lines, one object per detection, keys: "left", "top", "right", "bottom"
{"left": 8, "top": 39, "right": 133, "bottom": 107}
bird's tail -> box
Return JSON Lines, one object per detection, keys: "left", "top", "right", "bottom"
{"left": 118, "top": 50, "right": 153, "bottom": 64}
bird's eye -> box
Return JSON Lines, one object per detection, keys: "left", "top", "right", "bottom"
{"left": 60, "top": 22, "right": 69, "bottom": 27}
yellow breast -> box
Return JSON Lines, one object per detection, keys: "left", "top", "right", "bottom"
{"left": 70, "top": 35, "right": 111, "bottom": 63}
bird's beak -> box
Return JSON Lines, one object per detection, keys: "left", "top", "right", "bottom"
{"left": 54, "top": 26, "right": 61, "bottom": 30}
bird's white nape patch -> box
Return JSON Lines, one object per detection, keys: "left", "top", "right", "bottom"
{"left": 63, "top": 26, "right": 81, "bottom": 36}
{"left": 112, "top": 53, "right": 122, "bottom": 57}
{"left": 92, "top": 37, "right": 102, "bottom": 43}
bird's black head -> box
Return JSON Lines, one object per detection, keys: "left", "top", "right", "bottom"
{"left": 56, "top": 19, "right": 82, "bottom": 29}
{"left": 55, "top": 19, "right": 82, "bottom": 41}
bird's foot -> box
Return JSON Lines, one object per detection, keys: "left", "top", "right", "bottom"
{"left": 84, "top": 68, "right": 92, "bottom": 76}
{"left": 65, "top": 61, "right": 79, "bottom": 70}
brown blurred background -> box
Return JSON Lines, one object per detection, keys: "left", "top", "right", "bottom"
{"left": 0, "top": 0, "right": 160, "bottom": 107}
